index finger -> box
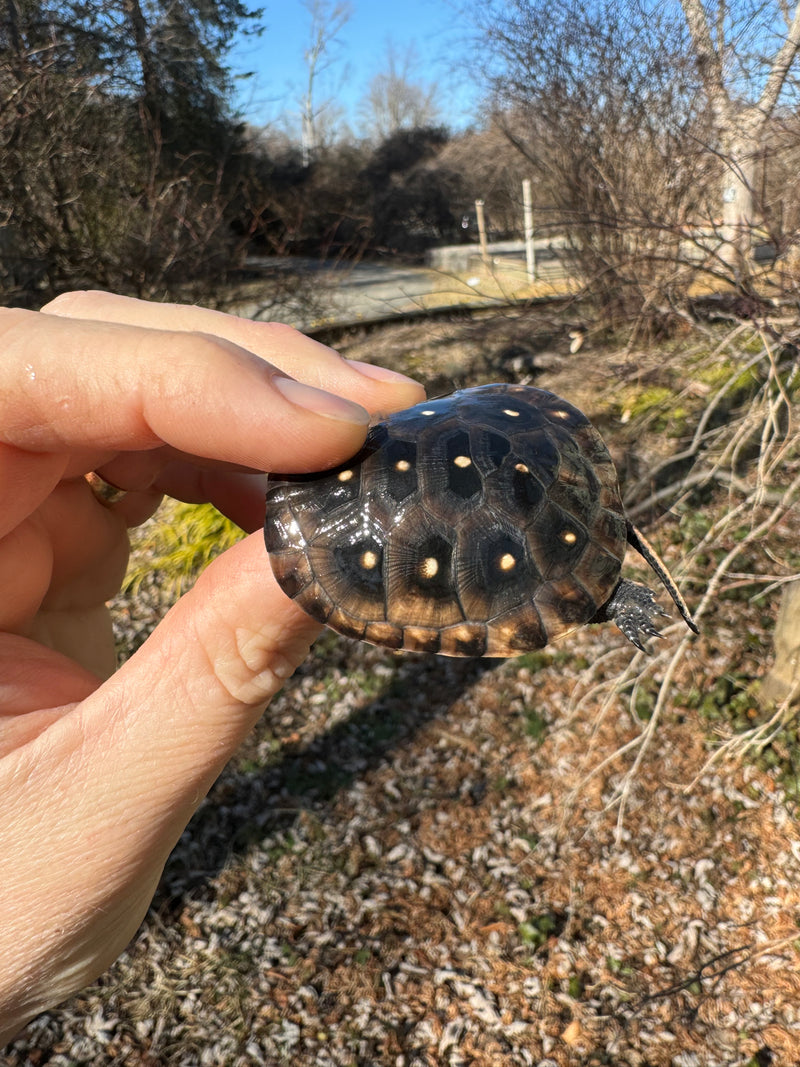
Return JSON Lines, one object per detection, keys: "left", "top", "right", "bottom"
{"left": 0, "top": 308, "right": 420, "bottom": 475}
{"left": 43, "top": 290, "right": 424, "bottom": 408}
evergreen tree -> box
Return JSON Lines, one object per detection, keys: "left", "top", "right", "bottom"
{"left": 0, "top": 0, "right": 260, "bottom": 301}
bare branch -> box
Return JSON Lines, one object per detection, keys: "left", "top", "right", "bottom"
{"left": 758, "top": 1, "right": 800, "bottom": 116}
{"left": 680, "top": 0, "right": 727, "bottom": 107}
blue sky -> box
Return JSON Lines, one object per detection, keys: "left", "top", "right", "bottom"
{"left": 228, "top": 0, "right": 481, "bottom": 135}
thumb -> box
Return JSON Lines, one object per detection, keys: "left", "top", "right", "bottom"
{"left": 1, "top": 534, "right": 317, "bottom": 1024}
{"left": 86, "top": 533, "right": 317, "bottom": 839}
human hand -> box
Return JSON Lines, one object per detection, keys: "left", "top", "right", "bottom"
{"left": 0, "top": 291, "right": 424, "bottom": 1044}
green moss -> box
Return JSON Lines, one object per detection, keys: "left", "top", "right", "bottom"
{"left": 515, "top": 650, "right": 554, "bottom": 672}
{"left": 633, "top": 688, "right": 656, "bottom": 721}
{"left": 615, "top": 384, "right": 689, "bottom": 434}
{"left": 624, "top": 385, "right": 674, "bottom": 417}
{"left": 694, "top": 357, "right": 762, "bottom": 400}
{"left": 523, "top": 707, "right": 549, "bottom": 742}
{"left": 605, "top": 955, "right": 633, "bottom": 976}
{"left": 518, "top": 911, "right": 559, "bottom": 949}
{"left": 687, "top": 673, "right": 754, "bottom": 725}
{"left": 125, "top": 499, "right": 245, "bottom": 593}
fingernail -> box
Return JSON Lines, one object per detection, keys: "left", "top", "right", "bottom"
{"left": 273, "top": 375, "right": 369, "bottom": 424}
{"left": 346, "top": 359, "right": 422, "bottom": 388}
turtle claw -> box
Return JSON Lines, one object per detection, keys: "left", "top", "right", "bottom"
{"left": 600, "top": 579, "right": 671, "bottom": 653}
{"left": 620, "top": 619, "right": 661, "bottom": 654}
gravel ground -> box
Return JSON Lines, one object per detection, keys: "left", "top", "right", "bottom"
{"left": 9, "top": 625, "right": 800, "bottom": 1066}
{"left": 6, "top": 312, "right": 800, "bottom": 1067}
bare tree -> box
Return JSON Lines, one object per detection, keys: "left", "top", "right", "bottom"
{"left": 474, "top": 0, "right": 800, "bottom": 321}
{"left": 680, "top": 0, "right": 800, "bottom": 274}
{"left": 760, "top": 113, "right": 800, "bottom": 262}
{"left": 299, "top": 0, "right": 351, "bottom": 166}
{"left": 475, "top": 0, "right": 713, "bottom": 330}
{"left": 357, "top": 42, "right": 440, "bottom": 142}
{"left": 0, "top": 0, "right": 257, "bottom": 303}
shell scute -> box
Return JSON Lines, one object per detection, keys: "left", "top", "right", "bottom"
{"left": 381, "top": 437, "right": 419, "bottom": 501}
{"left": 386, "top": 523, "right": 463, "bottom": 629}
{"left": 456, "top": 524, "right": 535, "bottom": 622}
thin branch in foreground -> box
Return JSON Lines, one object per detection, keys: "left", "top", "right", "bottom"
{"left": 560, "top": 323, "right": 799, "bottom": 836}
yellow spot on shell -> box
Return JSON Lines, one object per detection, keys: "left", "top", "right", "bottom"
{"left": 499, "top": 552, "right": 516, "bottom": 571}
{"left": 421, "top": 408, "right": 436, "bottom": 416}
{"left": 361, "top": 550, "right": 379, "bottom": 569}
{"left": 395, "top": 459, "right": 411, "bottom": 472}
{"left": 454, "top": 455, "right": 472, "bottom": 468}
{"left": 420, "top": 557, "right": 439, "bottom": 578}
{"left": 561, "top": 530, "right": 578, "bottom": 544}
{"left": 549, "top": 409, "right": 570, "bottom": 419}
{"left": 338, "top": 469, "right": 354, "bottom": 482}
{"left": 503, "top": 408, "right": 521, "bottom": 417}
{"left": 515, "top": 462, "right": 529, "bottom": 473}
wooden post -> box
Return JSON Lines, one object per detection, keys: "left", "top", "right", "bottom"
{"left": 475, "top": 199, "right": 491, "bottom": 270}
{"left": 523, "top": 179, "right": 535, "bottom": 281}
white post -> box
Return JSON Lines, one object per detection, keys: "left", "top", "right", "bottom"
{"left": 475, "top": 199, "right": 491, "bottom": 270}
{"left": 523, "top": 179, "right": 535, "bottom": 281}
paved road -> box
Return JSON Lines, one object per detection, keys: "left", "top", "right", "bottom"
{"left": 234, "top": 252, "right": 568, "bottom": 331}
{"left": 234, "top": 260, "right": 461, "bottom": 329}
{"left": 322, "top": 262, "right": 445, "bottom": 322}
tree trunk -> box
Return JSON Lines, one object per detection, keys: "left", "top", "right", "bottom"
{"left": 679, "top": 0, "right": 800, "bottom": 282}
{"left": 718, "top": 132, "right": 757, "bottom": 276}
{"left": 760, "top": 581, "right": 800, "bottom": 707}
{"left": 120, "top": 0, "right": 162, "bottom": 120}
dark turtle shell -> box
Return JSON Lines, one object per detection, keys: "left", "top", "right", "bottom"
{"left": 264, "top": 383, "right": 633, "bottom": 657}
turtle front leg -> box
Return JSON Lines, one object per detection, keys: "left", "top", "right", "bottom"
{"left": 593, "top": 579, "right": 671, "bottom": 653}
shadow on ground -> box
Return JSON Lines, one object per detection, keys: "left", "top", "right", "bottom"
{"left": 157, "top": 651, "right": 499, "bottom": 904}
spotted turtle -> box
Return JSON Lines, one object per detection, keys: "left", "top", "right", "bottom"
{"left": 264, "top": 384, "right": 697, "bottom": 657}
